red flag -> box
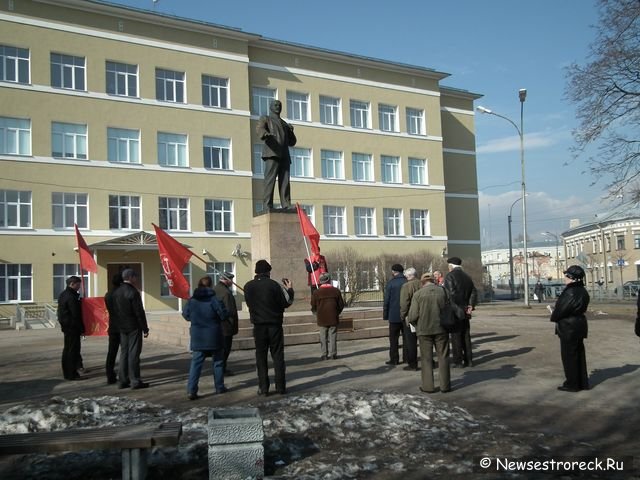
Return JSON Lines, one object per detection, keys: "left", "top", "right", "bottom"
{"left": 81, "top": 297, "right": 108, "bottom": 336}
{"left": 296, "top": 204, "right": 320, "bottom": 254}
{"left": 152, "top": 223, "right": 193, "bottom": 299}
{"left": 74, "top": 224, "right": 98, "bottom": 273}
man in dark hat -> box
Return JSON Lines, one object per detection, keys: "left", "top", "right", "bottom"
{"left": 257, "top": 100, "right": 297, "bottom": 211}
{"left": 443, "top": 257, "right": 477, "bottom": 368}
{"left": 214, "top": 272, "right": 239, "bottom": 376}
{"left": 244, "top": 260, "right": 294, "bottom": 395}
{"left": 383, "top": 263, "right": 407, "bottom": 366}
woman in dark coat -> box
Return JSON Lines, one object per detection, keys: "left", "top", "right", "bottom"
{"left": 550, "top": 265, "right": 590, "bottom": 392}
{"left": 182, "top": 276, "right": 228, "bottom": 400}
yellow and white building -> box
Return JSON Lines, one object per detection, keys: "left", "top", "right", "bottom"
{"left": 0, "top": 0, "right": 481, "bottom": 311}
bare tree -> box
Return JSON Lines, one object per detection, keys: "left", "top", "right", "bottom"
{"left": 326, "top": 247, "right": 374, "bottom": 307}
{"left": 565, "top": 0, "right": 640, "bottom": 198}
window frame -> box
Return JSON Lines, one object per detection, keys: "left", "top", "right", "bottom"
{"left": 408, "top": 157, "right": 427, "bottom": 185}
{"left": 106, "top": 61, "right": 138, "bottom": 97}
{"left": 157, "top": 132, "right": 188, "bottom": 167}
{"left": 323, "top": 205, "right": 346, "bottom": 236}
{"left": 50, "top": 52, "right": 86, "bottom": 91}
{"left": 51, "top": 121, "right": 87, "bottom": 160}
{"left": 52, "top": 192, "right": 88, "bottom": 229}
{"left": 155, "top": 68, "right": 185, "bottom": 103}
{"left": 0, "top": 44, "right": 30, "bottom": 84}
{"left": 319, "top": 95, "right": 341, "bottom": 125}
{"left": 352, "top": 152, "right": 374, "bottom": 182}
{"left": 0, "top": 263, "right": 32, "bottom": 303}
{"left": 350, "top": 100, "right": 371, "bottom": 129}
{"left": 204, "top": 199, "right": 233, "bottom": 233}
{"left": 252, "top": 87, "right": 276, "bottom": 116}
{"left": 406, "top": 107, "right": 425, "bottom": 135}
{"left": 286, "top": 90, "right": 310, "bottom": 122}
{"left": 202, "top": 74, "right": 229, "bottom": 109}
{"left": 109, "top": 194, "right": 141, "bottom": 230}
{"left": 354, "top": 206, "right": 375, "bottom": 236}
{"left": 107, "top": 127, "right": 140, "bottom": 164}
{"left": 383, "top": 207, "right": 403, "bottom": 236}
{"left": 0, "top": 116, "right": 31, "bottom": 156}
{"left": 381, "top": 155, "right": 401, "bottom": 184}
{"left": 203, "top": 136, "right": 231, "bottom": 170}
{"left": 410, "top": 209, "right": 430, "bottom": 237}
{"left": 290, "top": 147, "right": 312, "bottom": 177}
{"left": 0, "top": 189, "right": 32, "bottom": 228}
{"left": 158, "top": 197, "right": 190, "bottom": 231}
{"left": 378, "top": 104, "right": 398, "bottom": 132}
{"left": 321, "top": 149, "right": 344, "bottom": 180}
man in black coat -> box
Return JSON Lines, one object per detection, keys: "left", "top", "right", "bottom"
{"left": 104, "top": 272, "right": 123, "bottom": 385}
{"left": 112, "top": 268, "right": 149, "bottom": 389}
{"left": 256, "top": 100, "right": 297, "bottom": 210}
{"left": 443, "top": 257, "right": 477, "bottom": 368}
{"left": 58, "top": 275, "right": 84, "bottom": 380}
{"left": 244, "top": 260, "right": 294, "bottom": 396}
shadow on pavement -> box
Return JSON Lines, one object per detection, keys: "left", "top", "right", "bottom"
{"left": 589, "top": 363, "right": 640, "bottom": 388}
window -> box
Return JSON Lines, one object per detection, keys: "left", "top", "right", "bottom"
{"left": 0, "top": 264, "right": 32, "bottom": 302}
{"left": 299, "top": 204, "right": 315, "bottom": 224}
{"left": 408, "top": 158, "right": 427, "bottom": 185}
{"left": 52, "top": 122, "right": 87, "bottom": 159}
{"left": 0, "top": 117, "right": 30, "bottom": 155}
{"left": 53, "top": 264, "right": 87, "bottom": 300}
{"left": 207, "top": 262, "right": 234, "bottom": 288}
{"left": 354, "top": 207, "right": 375, "bottom": 236}
{"left": 157, "top": 132, "right": 188, "bottom": 167}
{"left": 634, "top": 234, "right": 640, "bottom": 249}
{"left": 406, "top": 108, "right": 425, "bottom": 135}
{"left": 617, "top": 235, "right": 625, "bottom": 250}
{"left": 109, "top": 195, "right": 141, "bottom": 229}
{"left": 155, "top": 68, "right": 185, "bottom": 103}
{"left": 381, "top": 155, "right": 401, "bottom": 183}
{"left": 106, "top": 61, "right": 138, "bottom": 97}
{"left": 350, "top": 100, "right": 370, "bottom": 129}
{"left": 383, "top": 208, "right": 403, "bottom": 236}
{"left": 159, "top": 197, "right": 189, "bottom": 231}
{"left": 252, "top": 87, "right": 276, "bottom": 116}
{"left": 378, "top": 104, "right": 397, "bottom": 132}
{"left": 161, "top": 264, "right": 191, "bottom": 297}
{"left": 50, "top": 53, "right": 85, "bottom": 91}
{"left": 319, "top": 95, "right": 341, "bottom": 125}
{"left": 0, "top": 190, "right": 31, "bottom": 228}
{"left": 323, "top": 205, "right": 345, "bottom": 235}
{"left": 410, "top": 209, "right": 430, "bottom": 236}
{"left": 0, "top": 45, "right": 29, "bottom": 83}
{"left": 290, "top": 147, "right": 312, "bottom": 177}
{"left": 107, "top": 127, "right": 140, "bottom": 164}
{"left": 52, "top": 192, "right": 88, "bottom": 229}
{"left": 352, "top": 152, "right": 373, "bottom": 182}
{"left": 286, "top": 91, "right": 310, "bottom": 121}
{"left": 252, "top": 143, "right": 264, "bottom": 175}
{"left": 203, "top": 137, "right": 231, "bottom": 170}
{"left": 204, "top": 199, "right": 233, "bottom": 232}
{"left": 321, "top": 149, "right": 344, "bottom": 180}
{"left": 202, "top": 75, "right": 229, "bottom": 108}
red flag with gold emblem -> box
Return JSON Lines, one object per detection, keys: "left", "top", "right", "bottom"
{"left": 152, "top": 223, "right": 192, "bottom": 299}
{"left": 81, "top": 297, "right": 108, "bottom": 336}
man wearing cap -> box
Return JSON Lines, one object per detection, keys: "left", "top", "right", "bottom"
{"left": 443, "top": 257, "right": 477, "bottom": 368}
{"left": 244, "top": 259, "right": 294, "bottom": 395}
{"left": 407, "top": 272, "right": 450, "bottom": 393}
{"left": 214, "top": 272, "right": 239, "bottom": 376}
{"left": 399, "top": 267, "right": 421, "bottom": 371}
{"left": 113, "top": 268, "right": 150, "bottom": 389}
{"left": 383, "top": 263, "right": 407, "bottom": 365}
{"left": 311, "top": 272, "right": 345, "bottom": 360}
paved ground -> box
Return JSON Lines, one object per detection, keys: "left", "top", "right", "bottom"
{"left": 0, "top": 300, "right": 639, "bottom": 476}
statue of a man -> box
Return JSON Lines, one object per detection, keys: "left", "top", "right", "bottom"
{"left": 256, "top": 100, "right": 297, "bottom": 211}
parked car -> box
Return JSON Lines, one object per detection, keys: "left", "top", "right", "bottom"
{"left": 614, "top": 281, "right": 640, "bottom": 296}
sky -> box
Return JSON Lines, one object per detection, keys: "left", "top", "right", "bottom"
{"left": 102, "top": 0, "right": 618, "bottom": 249}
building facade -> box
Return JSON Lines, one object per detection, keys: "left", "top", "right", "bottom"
{"left": 0, "top": 0, "right": 481, "bottom": 311}
{"left": 562, "top": 216, "right": 640, "bottom": 290}
{"left": 482, "top": 243, "right": 565, "bottom": 288}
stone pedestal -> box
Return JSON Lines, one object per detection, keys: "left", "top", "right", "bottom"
{"left": 208, "top": 408, "right": 264, "bottom": 480}
{"left": 251, "top": 212, "right": 310, "bottom": 299}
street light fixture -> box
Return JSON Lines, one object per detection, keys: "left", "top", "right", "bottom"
{"left": 542, "top": 231, "right": 561, "bottom": 280}
{"left": 477, "top": 88, "right": 529, "bottom": 306}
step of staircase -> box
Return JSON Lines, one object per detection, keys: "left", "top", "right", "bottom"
{"left": 147, "top": 307, "right": 388, "bottom": 350}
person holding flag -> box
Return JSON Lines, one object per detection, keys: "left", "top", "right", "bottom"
{"left": 296, "top": 204, "right": 327, "bottom": 293}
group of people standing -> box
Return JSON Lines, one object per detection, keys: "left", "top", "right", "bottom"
{"left": 383, "top": 257, "right": 478, "bottom": 393}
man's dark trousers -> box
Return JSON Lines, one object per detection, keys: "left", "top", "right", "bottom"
{"left": 62, "top": 332, "right": 81, "bottom": 379}
{"left": 119, "top": 330, "right": 143, "bottom": 385}
{"left": 388, "top": 322, "right": 406, "bottom": 364}
{"left": 451, "top": 323, "right": 473, "bottom": 366}
{"left": 105, "top": 331, "right": 120, "bottom": 382}
{"left": 253, "top": 324, "right": 285, "bottom": 392}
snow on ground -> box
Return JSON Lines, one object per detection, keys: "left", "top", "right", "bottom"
{"left": 0, "top": 390, "right": 611, "bottom": 479}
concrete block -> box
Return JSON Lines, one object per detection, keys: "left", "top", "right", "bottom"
{"left": 208, "top": 443, "right": 264, "bottom": 480}
{"left": 208, "top": 408, "right": 263, "bottom": 445}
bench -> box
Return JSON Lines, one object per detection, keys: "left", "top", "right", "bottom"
{"left": 0, "top": 421, "right": 182, "bottom": 480}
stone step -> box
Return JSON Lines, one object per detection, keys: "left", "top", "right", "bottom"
{"left": 147, "top": 308, "right": 388, "bottom": 350}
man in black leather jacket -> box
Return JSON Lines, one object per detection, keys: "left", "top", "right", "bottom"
{"left": 244, "top": 259, "right": 294, "bottom": 396}
{"left": 550, "top": 265, "right": 590, "bottom": 392}
{"left": 58, "top": 275, "right": 84, "bottom": 380}
{"left": 443, "top": 257, "right": 477, "bottom": 368}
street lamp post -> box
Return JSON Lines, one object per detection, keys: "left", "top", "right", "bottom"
{"left": 477, "top": 88, "right": 529, "bottom": 306}
{"left": 542, "top": 231, "right": 560, "bottom": 280}
{"left": 508, "top": 197, "right": 523, "bottom": 300}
